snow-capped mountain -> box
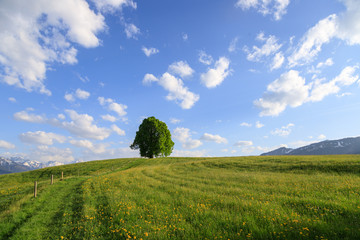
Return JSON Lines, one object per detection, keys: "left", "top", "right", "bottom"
{"left": 261, "top": 136, "right": 360, "bottom": 156}
{"left": 0, "top": 157, "right": 65, "bottom": 174}
{"left": 21, "top": 160, "right": 43, "bottom": 169}
{"left": 0, "top": 157, "right": 32, "bottom": 174}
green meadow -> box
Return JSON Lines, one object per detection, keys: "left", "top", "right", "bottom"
{"left": 0, "top": 155, "right": 359, "bottom": 240}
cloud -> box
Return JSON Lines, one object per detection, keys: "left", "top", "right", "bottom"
{"left": 200, "top": 133, "right": 228, "bottom": 144}
{"left": 288, "top": 15, "right": 338, "bottom": 67}
{"left": 170, "top": 118, "right": 181, "bottom": 124}
{"left": 8, "top": 97, "right": 16, "bottom": 103}
{"left": 77, "top": 73, "right": 90, "bottom": 83}
{"left": 182, "top": 33, "right": 188, "bottom": 41}
{"left": 255, "top": 66, "right": 359, "bottom": 116}
{"left": 75, "top": 88, "right": 90, "bottom": 99}
{"left": 200, "top": 57, "right": 231, "bottom": 88}
{"left": 244, "top": 32, "right": 282, "bottom": 62}
{"left": 0, "top": 140, "right": 15, "bottom": 149}
{"left": 69, "top": 139, "right": 107, "bottom": 154}
{"left": 142, "top": 46, "right": 159, "bottom": 57}
{"left": 92, "top": 0, "right": 137, "bottom": 12}
{"left": 240, "top": 122, "right": 252, "bottom": 127}
{"left": 80, "top": 147, "right": 139, "bottom": 161}
{"left": 228, "top": 37, "right": 239, "bottom": 52}
{"left": 65, "top": 88, "right": 90, "bottom": 102}
{"left": 171, "top": 149, "right": 206, "bottom": 157}
{"left": 64, "top": 93, "right": 75, "bottom": 102}
{"left": 255, "top": 121, "right": 264, "bottom": 128}
{"left": 168, "top": 61, "right": 194, "bottom": 78}
{"left": 13, "top": 109, "right": 46, "bottom": 123}
{"left": 111, "top": 124, "right": 125, "bottom": 136}
{"left": 19, "top": 131, "right": 66, "bottom": 145}
{"left": 57, "top": 114, "right": 65, "bottom": 120}
{"left": 158, "top": 72, "right": 200, "bottom": 109}
{"left": 0, "top": 0, "right": 120, "bottom": 95}
{"left": 173, "top": 127, "right": 202, "bottom": 149}
{"left": 309, "top": 66, "right": 359, "bottom": 102}
{"left": 53, "top": 109, "right": 111, "bottom": 140}
{"left": 98, "top": 97, "right": 127, "bottom": 118}
{"left": 270, "top": 123, "right": 294, "bottom": 136}
{"left": 234, "top": 141, "right": 253, "bottom": 147}
{"left": 337, "top": 0, "right": 360, "bottom": 45}
{"left": 289, "top": 1, "right": 360, "bottom": 66}
{"left": 29, "top": 145, "right": 74, "bottom": 163}
{"left": 316, "top": 58, "right": 334, "bottom": 68}
{"left": 142, "top": 73, "right": 158, "bottom": 85}
{"left": 124, "top": 23, "right": 140, "bottom": 39}
{"left": 235, "top": 0, "right": 290, "bottom": 20}
{"left": 101, "top": 114, "right": 117, "bottom": 122}
{"left": 270, "top": 52, "right": 285, "bottom": 70}
{"left": 254, "top": 70, "right": 309, "bottom": 116}
{"left": 198, "top": 51, "right": 213, "bottom": 65}
{"left": 318, "top": 134, "right": 326, "bottom": 140}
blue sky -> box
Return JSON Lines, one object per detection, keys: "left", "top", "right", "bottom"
{"left": 1, "top": 0, "right": 360, "bottom": 163}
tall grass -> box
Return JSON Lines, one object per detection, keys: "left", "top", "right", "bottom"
{"left": 0, "top": 155, "right": 359, "bottom": 239}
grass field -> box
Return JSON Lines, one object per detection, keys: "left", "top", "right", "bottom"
{"left": 0, "top": 155, "right": 359, "bottom": 239}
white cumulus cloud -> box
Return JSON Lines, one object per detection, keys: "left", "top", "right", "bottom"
{"left": 30, "top": 145, "right": 74, "bottom": 163}
{"left": 234, "top": 141, "right": 253, "bottom": 147}
{"left": 92, "top": 0, "right": 137, "bottom": 12}
{"left": 0, "top": 0, "right": 121, "bottom": 95}
{"left": 271, "top": 123, "right": 294, "bottom": 136}
{"left": 111, "top": 124, "right": 125, "bottom": 136}
{"left": 168, "top": 61, "right": 194, "bottom": 78}
{"left": 254, "top": 70, "right": 310, "bottom": 116}
{"left": 173, "top": 127, "right": 202, "bottom": 149}
{"left": 288, "top": 15, "right": 338, "bottom": 67}
{"left": 255, "top": 121, "right": 264, "bottom": 128}
{"left": 142, "top": 73, "right": 158, "bottom": 85}
{"left": 244, "top": 33, "right": 282, "bottom": 62}
{"left": 289, "top": 1, "right": 360, "bottom": 67}
{"left": 69, "top": 139, "right": 108, "bottom": 154}
{"left": 171, "top": 149, "right": 206, "bottom": 157}
{"left": 0, "top": 140, "right": 15, "bottom": 149}
{"left": 13, "top": 109, "right": 46, "bottom": 123}
{"left": 316, "top": 58, "right": 334, "bottom": 68}
{"left": 200, "top": 57, "right": 231, "bottom": 88}
{"left": 19, "top": 131, "right": 66, "bottom": 145}
{"left": 8, "top": 97, "right": 16, "bottom": 103}
{"left": 309, "top": 66, "right": 359, "bottom": 102}
{"left": 170, "top": 118, "right": 181, "bottom": 124}
{"left": 198, "top": 51, "right": 213, "bottom": 65}
{"left": 65, "top": 88, "right": 90, "bottom": 102}
{"left": 200, "top": 133, "right": 228, "bottom": 144}
{"left": 240, "top": 122, "right": 252, "bottom": 127}
{"left": 101, "top": 114, "right": 117, "bottom": 122}
{"left": 53, "top": 109, "right": 111, "bottom": 140}
{"left": 270, "top": 52, "right": 285, "bottom": 70}
{"left": 228, "top": 37, "right": 239, "bottom": 53}
{"left": 159, "top": 73, "right": 200, "bottom": 109}
{"left": 235, "top": 0, "right": 290, "bottom": 20}
{"left": 98, "top": 97, "right": 127, "bottom": 118}
{"left": 142, "top": 46, "right": 159, "bottom": 57}
{"left": 124, "top": 23, "right": 140, "bottom": 39}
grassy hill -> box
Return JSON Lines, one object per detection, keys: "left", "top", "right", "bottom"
{"left": 0, "top": 155, "right": 359, "bottom": 239}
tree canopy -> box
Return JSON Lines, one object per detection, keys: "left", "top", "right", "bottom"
{"left": 130, "top": 116, "right": 174, "bottom": 158}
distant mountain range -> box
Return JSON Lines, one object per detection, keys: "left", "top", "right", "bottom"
{"left": 261, "top": 136, "right": 360, "bottom": 156}
{"left": 0, "top": 156, "right": 65, "bottom": 175}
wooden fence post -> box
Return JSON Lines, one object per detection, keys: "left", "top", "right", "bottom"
{"left": 51, "top": 175, "right": 53, "bottom": 185}
{"left": 61, "top": 171, "right": 63, "bottom": 181}
{"left": 34, "top": 181, "right": 37, "bottom": 198}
